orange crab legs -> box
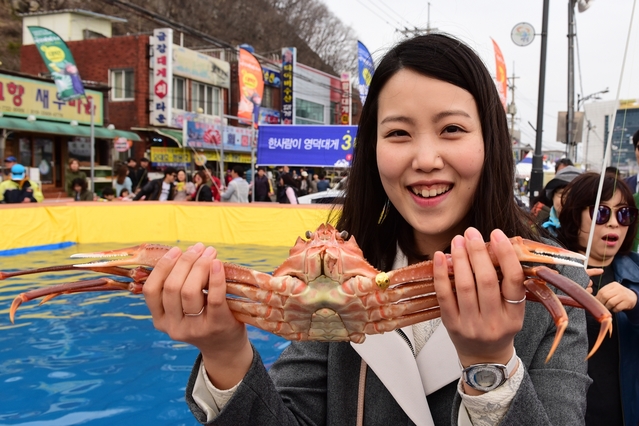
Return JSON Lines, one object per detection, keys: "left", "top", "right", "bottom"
{"left": 2, "top": 226, "right": 613, "bottom": 362}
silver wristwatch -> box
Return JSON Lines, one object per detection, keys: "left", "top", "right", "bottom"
{"left": 461, "top": 349, "right": 518, "bottom": 392}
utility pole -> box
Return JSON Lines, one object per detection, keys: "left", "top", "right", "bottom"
{"left": 507, "top": 65, "right": 520, "bottom": 145}
{"left": 529, "top": 0, "right": 550, "bottom": 202}
{"left": 398, "top": 2, "right": 437, "bottom": 37}
{"left": 566, "top": 0, "right": 576, "bottom": 161}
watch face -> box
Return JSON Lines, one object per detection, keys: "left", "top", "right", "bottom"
{"left": 464, "top": 365, "right": 507, "bottom": 392}
{"left": 472, "top": 367, "right": 498, "bottom": 387}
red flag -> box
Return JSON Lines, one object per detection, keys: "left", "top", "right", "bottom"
{"left": 491, "top": 38, "right": 507, "bottom": 111}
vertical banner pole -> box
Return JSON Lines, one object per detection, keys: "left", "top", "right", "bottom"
{"left": 90, "top": 97, "right": 95, "bottom": 193}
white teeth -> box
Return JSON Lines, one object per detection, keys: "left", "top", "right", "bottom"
{"left": 413, "top": 186, "right": 450, "bottom": 198}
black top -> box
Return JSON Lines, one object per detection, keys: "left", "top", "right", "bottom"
{"left": 585, "top": 265, "right": 623, "bottom": 426}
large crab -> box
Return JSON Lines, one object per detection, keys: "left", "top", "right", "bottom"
{"left": 2, "top": 223, "right": 612, "bottom": 361}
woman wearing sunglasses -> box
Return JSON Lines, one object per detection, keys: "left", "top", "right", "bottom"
{"left": 557, "top": 172, "right": 639, "bottom": 426}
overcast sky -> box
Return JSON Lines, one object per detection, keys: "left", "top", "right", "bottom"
{"left": 322, "top": 0, "right": 639, "bottom": 154}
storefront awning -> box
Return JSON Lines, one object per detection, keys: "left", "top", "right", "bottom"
{"left": 131, "top": 127, "right": 183, "bottom": 147}
{"left": 0, "top": 116, "right": 141, "bottom": 141}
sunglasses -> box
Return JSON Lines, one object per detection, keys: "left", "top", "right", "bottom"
{"left": 588, "top": 205, "right": 638, "bottom": 226}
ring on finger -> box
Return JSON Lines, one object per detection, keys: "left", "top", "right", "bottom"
{"left": 183, "top": 305, "right": 205, "bottom": 317}
{"left": 502, "top": 294, "right": 527, "bottom": 304}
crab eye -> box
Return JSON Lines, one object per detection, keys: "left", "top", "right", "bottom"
{"left": 305, "top": 231, "right": 313, "bottom": 239}
{"left": 339, "top": 231, "right": 349, "bottom": 240}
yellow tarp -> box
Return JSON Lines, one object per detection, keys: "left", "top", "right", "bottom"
{"left": 0, "top": 202, "right": 335, "bottom": 252}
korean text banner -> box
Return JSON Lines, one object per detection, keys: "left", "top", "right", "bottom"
{"left": 28, "top": 26, "right": 85, "bottom": 101}
{"left": 281, "top": 47, "right": 296, "bottom": 124}
{"left": 357, "top": 41, "right": 374, "bottom": 106}
{"left": 257, "top": 125, "right": 356, "bottom": 167}
{"left": 491, "top": 38, "right": 507, "bottom": 111}
{"left": 238, "top": 48, "right": 264, "bottom": 125}
{"left": 0, "top": 73, "right": 103, "bottom": 125}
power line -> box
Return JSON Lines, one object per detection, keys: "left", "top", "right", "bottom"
{"left": 370, "top": 0, "right": 413, "bottom": 26}
{"left": 355, "top": 0, "right": 404, "bottom": 32}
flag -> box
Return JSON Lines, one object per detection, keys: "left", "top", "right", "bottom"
{"left": 238, "top": 48, "right": 264, "bottom": 126}
{"left": 28, "top": 26, "right": 85, "bottom": 101}
{"left": 491, "top": 38, "right": 507, "bottom": 111}
{"left": 357, "top": 41, "right": 374, "bottom": 106}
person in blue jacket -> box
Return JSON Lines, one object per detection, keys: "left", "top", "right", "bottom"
{"left": 558, "top": 172, "right": 639, "bottom": 426}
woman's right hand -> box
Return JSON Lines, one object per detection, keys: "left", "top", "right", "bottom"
{"left": 143, "top": 243, "right": 253, "bottom": 389}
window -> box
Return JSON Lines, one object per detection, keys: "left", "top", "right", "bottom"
{"left": 173, "top": 77, "right": 186, "bottom": 110}
{"left": 191, "top": 81, "right": 220, "bottom": 116}
{"left": 262, "top": 86, "right": 276, "bottom": 109}
{"left": 296, "top": 98, "right": 324, "bottom": 125}
{"left": 110, "top": 69, "right": 134, "bottom": 101}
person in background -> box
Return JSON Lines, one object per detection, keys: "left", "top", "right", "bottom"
{"left": 252, "top": 166, "right": 273, "bottom": 202}
{"left": 174, "top": 169, "right": 196, "bottom": 201}
{"left": 309, "top": 173, "right": 319, "bottom": 194}
{"left": 65, "top": 158, "right": 86, "bottom": 197}
{"left": 133, "top": 158, "right": 150, "bottom": 193}
{"left": 3, "top": 156, "right": 17, "bottom": 181}
{"left": 208, "top": 168, "right": 222, "bottom": 202}
{"left": 126, "top": 157, "right": 139, "bottom": 190}
{"left": 624, "top": 129, "right": 639, "bottom": 194}
{"left": 119, "top": 188, "right": 133, "bottom": 201}
{"left": 221, "top": 165, "right": 249, "bottom": 203}
{"left": 133, "top": 167, "right": 177, "bottom": 201}
{"left": 541, "top": 165, "right": 582, "bottom": 237}
{"left": 555, "top": 157, "right": 574, "bottom": 173}
{"left": 316, "top": 171, "right": 330, "bottom": 192}
{"left": 113, "top": 164, "right": 132, "bottom": 198}
{"left": 605, "top": 166, "right": 620, "bottom": 179}
{"left": 189, "top": 171, "right": 213, "bottom": 202}
{"left": 143, "top": 33, "right": 591, "bottom": 425}
{"left": 0, "top": 164, "right": 44, "bottom": 203}
{"left": 335, "top": 170, "right": 349, "bottom": 190}
{"left": 557, "top": 172, "right": 639, "bottom": 426}
{"left": 101, "top": 186, "right": 116, "bottom": 201}
{"left": 71, "top": 177, "right": 95, "bottom": 201}
{"left": 298, "top": 170, "right": 309, "bottom": 196}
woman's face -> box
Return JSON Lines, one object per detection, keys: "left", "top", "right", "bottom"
{"left": 578, "top": 191, "right": 629, "bottom": 266}
{"left": 376, "top": 70, "right": 484, "bottom": 255}
{"left": 194, "top": 174, "right": 202, "bottom": 184}
{"left": 177, "top": 170, "right": 186, "bottom": 182}
{"left": 70, "top": 161, "right": 79, "bottom": 172}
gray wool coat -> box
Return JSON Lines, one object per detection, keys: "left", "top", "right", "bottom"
{"left": 185, "top": 263, "right": 592, "bottom": 426}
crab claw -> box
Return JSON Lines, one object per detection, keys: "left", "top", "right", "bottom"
{"left": 505, "top": 237, "right": 586, "bottom": 268}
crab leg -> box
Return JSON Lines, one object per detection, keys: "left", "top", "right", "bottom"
{"left": 526, "top": 266, "right": 612, "bottom": 358}
{"left": 9, "top": 278, "right": 142, "bottom": 323}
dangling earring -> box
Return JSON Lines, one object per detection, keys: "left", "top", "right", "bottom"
{"left": 378, "top": 199, "right": 390, "bottom": 224}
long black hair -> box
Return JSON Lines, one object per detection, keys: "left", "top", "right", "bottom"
{"left": 335, "top": 33, "right": 536, "bottom": 269}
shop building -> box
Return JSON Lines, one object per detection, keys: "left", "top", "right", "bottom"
{"left": 16, "top": 9, "right": 359, "bottom": 188}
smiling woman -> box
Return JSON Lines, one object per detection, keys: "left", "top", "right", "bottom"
{"left": 142, "top": 33, "right": 593, "bottom": 426}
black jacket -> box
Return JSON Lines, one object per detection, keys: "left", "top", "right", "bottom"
{"left": 133, "top": 178, "right": 175, "bottom": 201}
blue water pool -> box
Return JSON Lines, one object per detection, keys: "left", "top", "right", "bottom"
{"left": 0, "top": 243, "right": 291, "bottom": 425}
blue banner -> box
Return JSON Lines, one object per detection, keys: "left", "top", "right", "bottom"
{"left": 357, "top": 41, "right": 374, "bottom": 106}
{"left": 257, "top": 125, "right": 357, "bottom": 167}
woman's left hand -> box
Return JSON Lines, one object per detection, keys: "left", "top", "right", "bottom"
{"left": 595, "top": 281, "right": 637, "bottom": 312}
{"left": 433, "top": 227, "right": 525, "bottom": 369}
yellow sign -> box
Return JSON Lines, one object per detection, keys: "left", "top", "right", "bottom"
{"left": 0, "top": 73, "right": 103, "bottom": 125}
{"left": 150, "top": 147, "right": 191, "bottom": 164}
{"left": 150, "top": 147, "right": 253, "bottom": 165}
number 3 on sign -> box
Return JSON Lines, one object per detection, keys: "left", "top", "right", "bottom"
{"left": 341, "top": 134, "right": 352, "bottom": 151}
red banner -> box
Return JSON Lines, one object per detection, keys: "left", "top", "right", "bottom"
{"left": 238, "top": 48, "right": 264, "bottom": 125}
{"left": 491, "top": 38, "right": 507, "bottom": 111}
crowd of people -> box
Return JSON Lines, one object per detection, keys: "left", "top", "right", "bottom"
{"left": 0, "top": 154, "right": 347, "bottom": 205}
